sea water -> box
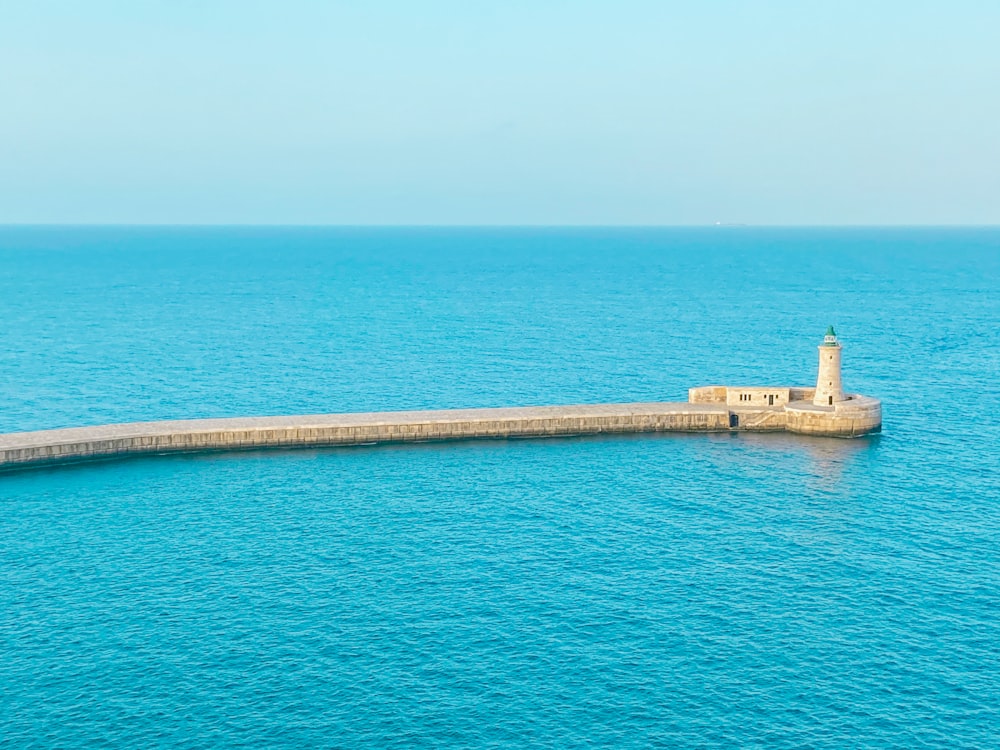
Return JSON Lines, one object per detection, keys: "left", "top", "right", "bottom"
{"left": 1, "top": 227, "right": 998, "bottom": 747}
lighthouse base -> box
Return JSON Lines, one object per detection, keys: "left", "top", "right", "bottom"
{"left": 689, "top": 386, "right": 882, "bottom": 438}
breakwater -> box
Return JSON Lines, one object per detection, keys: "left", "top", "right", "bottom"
{"left": 0, "top": 402, "right": 726, "bottom": 471}
{"left": 0, "top": 395, "right": 881, "bottom": 472}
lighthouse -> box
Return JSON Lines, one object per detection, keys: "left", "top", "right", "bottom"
{"left": 813, "top": 326, "right": 846, "bottom": 406}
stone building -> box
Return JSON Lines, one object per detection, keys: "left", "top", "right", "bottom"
{"left": 813, "top": 325, "right": 846, "bottom": 406}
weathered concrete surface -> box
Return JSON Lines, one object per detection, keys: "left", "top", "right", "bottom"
{"left": 724, "top": 387, "right": 791, "bottom": 408}
{"left": 785, "top": 394, "right": 883, "bottom": 437}
{"left": 689, "top": 386, "right": 882, "bottom": 438}
{"left": 0, "top": 402, "right": 730, "bottom": 471}
{"left": 0, "top": 393, "right": 881, "bottom": 473}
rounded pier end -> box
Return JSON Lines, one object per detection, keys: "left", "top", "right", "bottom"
{"left": 785, "top": 394, "right": 882, "bottom": 437}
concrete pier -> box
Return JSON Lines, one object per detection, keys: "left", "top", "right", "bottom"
{"left": 0, "top": 329, "right": 882, "bottom": 473}
{"left": 0, "top": 394, "right": 880, "bottom": 472}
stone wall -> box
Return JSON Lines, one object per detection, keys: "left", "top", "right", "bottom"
{"left": 0, "top": 404, "right": 733, "bottom": 471}
{"left": 730, "top": 409, "right": 789, "bottom": 432}
{"left": 688, "top": 386, "right": 727, "bottom": 404}
{"left": 785, "top": 395, "right": 882, "bottom": 437}
{"left": 0, "top": 393, "right": 883, "bottom": 473}
{"left": 725, "top": 387, "right": 791, "bottom": 408}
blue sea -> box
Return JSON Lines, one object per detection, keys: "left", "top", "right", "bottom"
{"left": 1, "top": 227, "right": 998, "bottom": 748}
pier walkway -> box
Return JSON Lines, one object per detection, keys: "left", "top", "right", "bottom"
{"left": 0, "top": 402, "right": 730, "bottom": 471}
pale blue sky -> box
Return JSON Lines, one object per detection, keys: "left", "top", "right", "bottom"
{"left": 1, "top": 1, "right": 997, "bottom": 224}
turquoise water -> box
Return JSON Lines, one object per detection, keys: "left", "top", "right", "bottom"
{"left": 1, "top": 227, "right": 999, "bottom": 747}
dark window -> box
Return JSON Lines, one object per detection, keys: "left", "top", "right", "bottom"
{"left": 829, "top": 396, "right": 833, "bottom": 405}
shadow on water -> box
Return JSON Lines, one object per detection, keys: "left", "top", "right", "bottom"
{"left": 695, "top": 430, "right": 882, "bottom": 490}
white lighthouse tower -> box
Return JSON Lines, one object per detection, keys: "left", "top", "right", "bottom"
{"left": 813, "top": 326, "right": 846, "bottom": 406}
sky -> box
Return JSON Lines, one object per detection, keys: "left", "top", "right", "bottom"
{"left": 1, "top": 1, "right": 998, "bottom": 225}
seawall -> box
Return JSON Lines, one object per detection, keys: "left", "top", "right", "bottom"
{"left": 688, "top": 386, "right": 882, "bottom": 438}
{"left": 0, "top": 403, "right": 730, "bottom": 471}
{"left": 0, "top": 395, "right": 881, "bottom": 473}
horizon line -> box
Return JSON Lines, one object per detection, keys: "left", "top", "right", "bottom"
{"left": 1, "top": 222, "right": 999, "bottom": 229}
